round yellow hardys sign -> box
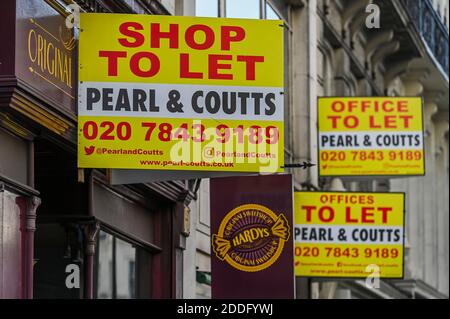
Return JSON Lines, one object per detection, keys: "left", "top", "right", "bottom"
{"left": 212, "top": 204, "right": 290, "bottom": 272}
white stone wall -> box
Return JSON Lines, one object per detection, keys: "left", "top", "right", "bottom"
{"left": 184, "top": 179, "right": 211, "bottom": 299}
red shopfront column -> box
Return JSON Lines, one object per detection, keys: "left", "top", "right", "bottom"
{"left": 84, "top": 222, "right": 100, "bottom": 299}
{"left": 16, "top": 195, "right": 41, "bottom": 299}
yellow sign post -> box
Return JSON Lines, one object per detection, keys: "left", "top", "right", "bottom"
{"left": 78, "top": 14, "right": 284, "bottom": 173}
{"left": 318, "top": 97, "right": 424, "bottom": 176}
{"left": 294, "top": 192, "right": 405, "bottom": 278}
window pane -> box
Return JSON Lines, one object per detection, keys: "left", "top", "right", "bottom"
{"left": 97, "top": 231, "right": 113, "bottom": 299}
{"left": 115, "top": 237, "right": 136, "bottom": 299}
{"left": 226, "top": 0, "right": 260, "bottom": 19}
{"left": 196, "top": 0, "right": 219, "bottom": 17}
{"left": 266, "top": 3, "right": 280, "bottom": 20}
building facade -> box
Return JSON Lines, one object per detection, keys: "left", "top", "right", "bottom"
{"left": 184, "top": 0, "right": 449, "bottom": 299}
{"left": 0, "top": 0, "right": 448, "bottom": 299}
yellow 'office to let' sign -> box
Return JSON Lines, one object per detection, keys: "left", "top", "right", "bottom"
{"left": 318, "top": 97, "right": 424, "bottom": 177}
